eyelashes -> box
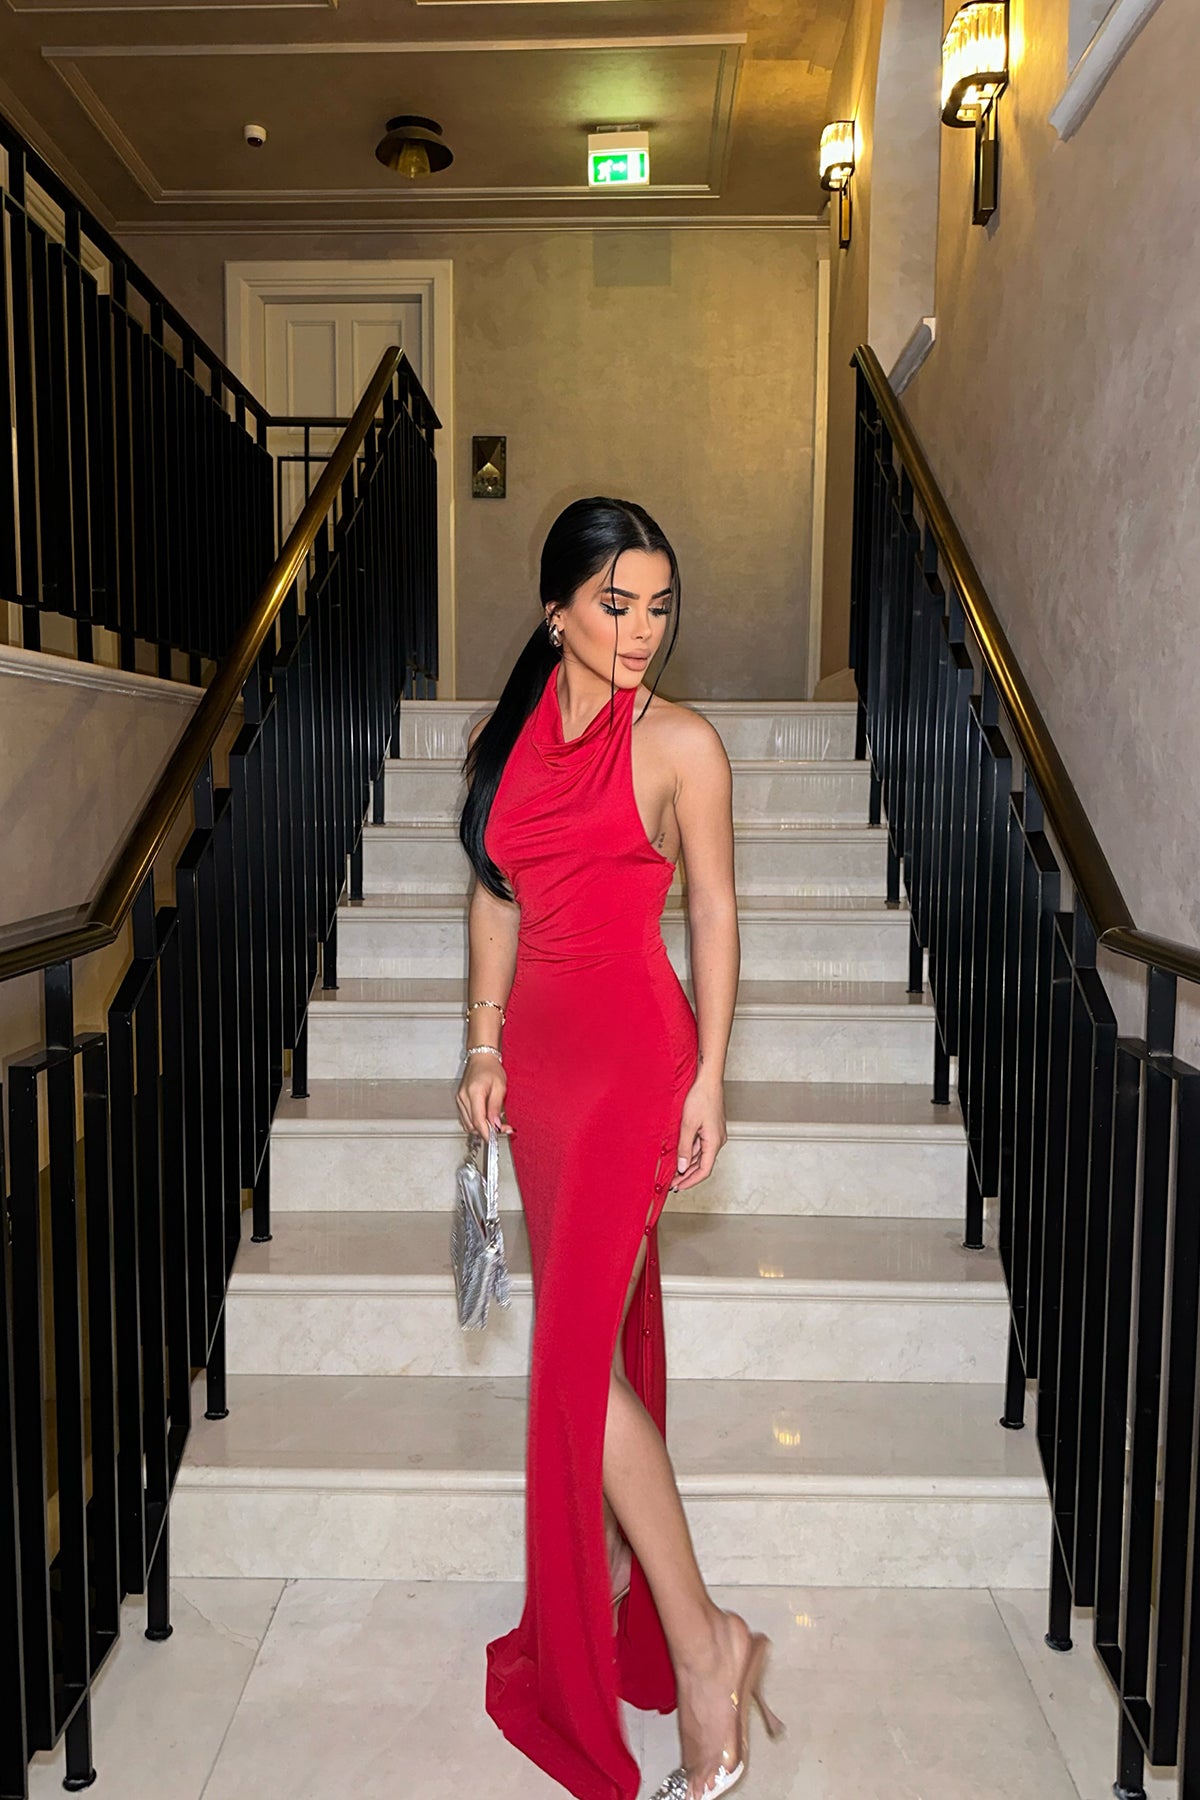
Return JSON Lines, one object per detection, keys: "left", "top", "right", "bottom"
{"left": 602, "top": 604, "right": 672, "bottom": 618}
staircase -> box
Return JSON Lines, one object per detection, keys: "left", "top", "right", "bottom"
{"left": 173, "top": 697, "right": 1049, "bottom": 1591}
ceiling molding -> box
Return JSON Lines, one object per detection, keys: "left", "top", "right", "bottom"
{"left": 10, "top": 0, "right": 336, "bottom": 11}
{"left": 116, "top": 214, "right": 828, "bottom": 235}
{"left": 44, "top": 31, "right": 748, "bottom": 55}
{"left": 704, "top": 41, "right": 739, "bottom": 196}
{"left": 48, "top": 54, "right": 165, "bottom": 198}
{"left": 44, "top": 34, "right": 745, "bottom": 211}
{"left": 410, "top": 0, "right": 662, "bottom": 5}
{"left": 0, "top": 71, "right": 114, "bottom": 222}
{"left": 121, "top": 184, "right": 720, "bottom": 203}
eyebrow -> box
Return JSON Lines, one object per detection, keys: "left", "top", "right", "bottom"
{"left": 604, "top": 585, "right": 674, "bottom": 600}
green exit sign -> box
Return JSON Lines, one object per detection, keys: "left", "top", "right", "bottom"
{"left": 589, "top": 149, "right": 649, "bottom": 187}
{"left": 586, "top": 131, "right": 651, "bottom": 189}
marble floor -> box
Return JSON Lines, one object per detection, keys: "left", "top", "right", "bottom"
{"left": 26, "top": 1580, "right": 1177, "bottom": 1800}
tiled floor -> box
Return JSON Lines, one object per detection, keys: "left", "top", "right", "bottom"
{"left": 26, "top": 1580, "right": 1177, "bottom": 1799}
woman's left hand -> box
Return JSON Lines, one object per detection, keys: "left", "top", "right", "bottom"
{"left": 670, "top": 1076, "right": 728, "bottom": 1190}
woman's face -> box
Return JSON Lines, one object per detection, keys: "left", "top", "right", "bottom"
{"left": 548, "top": 547, "right": 674, "bottom": 686}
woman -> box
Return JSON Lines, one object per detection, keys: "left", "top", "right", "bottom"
{"left": 456, "top": 496, "right": 785, "bottom": 1800}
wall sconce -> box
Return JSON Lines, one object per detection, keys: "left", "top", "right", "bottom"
{"left": 941, "top": 1, "right": 1009, "bottom": 225}
{"left": 819, "top": 121, "right": 856, "bottom": 249}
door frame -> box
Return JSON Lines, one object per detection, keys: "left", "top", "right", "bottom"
{"left": 807, "top": 240, "right": 830, "bottom": 697}
{"left": 224, "top": 258, "right": 457, "bottom": 696}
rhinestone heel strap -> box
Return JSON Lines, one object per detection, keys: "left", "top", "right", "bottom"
{"left": 647, "top": 1628, "right": 785, "bottom": 1800}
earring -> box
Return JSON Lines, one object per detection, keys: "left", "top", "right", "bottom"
{"left": 547, "top": 616, "right": 563, "bottom": 648}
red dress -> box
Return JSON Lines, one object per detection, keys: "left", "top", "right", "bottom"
{"left": 482, "top": 661, "right": 699, "bottom": 1800}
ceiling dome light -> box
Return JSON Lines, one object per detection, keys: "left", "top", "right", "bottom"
{"left": 375, "top": 115, "right": 454, "bottom": 180}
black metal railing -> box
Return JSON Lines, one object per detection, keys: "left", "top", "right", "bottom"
{"left": 850, "top": 342, "right": 1200, "bottom": 1800}
{"left": 0, "top": 344, "right": 439, "bottom": 1800}
{"left": 0, "top": 108, "right": 276, "bottom": 679}
{"left": 269, "top": 414, "right": 347, "bottom": 554}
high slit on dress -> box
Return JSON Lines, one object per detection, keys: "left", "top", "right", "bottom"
{"left": 482, "top": 662, "right": 698, "bottom": 1800}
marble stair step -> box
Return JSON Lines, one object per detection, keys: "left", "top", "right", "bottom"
{"left": 269, "top": 1076, "right": 968, "bottom": 1218}
{"left": 305, "top": 977, "right": 936, "bottom": 1085}
{"left": 398, "top": 698, "right": 859, "bottom": 764}
{"left": 361, "top": 820, "right": 891, "bottom": 898}
{"left": 172, "top": 1372, "right": 1048, "bottom": 1587}
{"left": 334, "top": 891, "right": 912, "bottom": 983}
{"left": 226, "top": 1212, "right": 1007, "bottom": 1382}
{"left": 384, "top": 758, "right": 871, "bottom": 827}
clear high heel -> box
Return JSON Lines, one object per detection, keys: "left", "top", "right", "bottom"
{"left": 649, "top": 1624, "right": 786, "bottom": 1800}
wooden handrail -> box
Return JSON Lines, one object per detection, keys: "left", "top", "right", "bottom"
{"left": 0, "top": 346, "right": 409, "bottom": 985}
{"left": 853, "top": 343, "right": 1200, "bottom": 987}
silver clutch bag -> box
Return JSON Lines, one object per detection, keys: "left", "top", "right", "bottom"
{"left": 451, "top": 1122, "right": 513, "bottom": 1330}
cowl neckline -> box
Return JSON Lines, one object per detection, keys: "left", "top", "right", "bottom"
{"left": 533, "top": 663, "right": 637, "bottom": 767}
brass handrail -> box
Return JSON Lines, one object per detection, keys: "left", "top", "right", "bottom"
{"left": 853, "top": 343, "right": 1200, "bottom": 987}
{"left": 0, "top": 345, "right": 410, "bottom": 986}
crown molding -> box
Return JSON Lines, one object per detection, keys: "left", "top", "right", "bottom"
{"left": 11, "top": 0, "right": 336, "bottom": 10}
{"left": 116, "top": 213, "right": 827, "bottom": 235}
{"left": 45, "top": 31, "right": 747, "bottom": 54}
{"left": 115, "top": 183, "right": 720, "bottom": 205}
{"left": 0, "top": 72, "right": 114, "bottom": 224}
{"left": 49, "top": 55, "right": 163, "bottom": 198}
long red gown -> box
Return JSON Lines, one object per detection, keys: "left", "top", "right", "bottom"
{"left": 482, "top": 660, "right": 699, "bottom": 1800}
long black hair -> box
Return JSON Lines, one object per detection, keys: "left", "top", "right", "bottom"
{"left": 459, "top": 495, "right": 682, "bottom": 901}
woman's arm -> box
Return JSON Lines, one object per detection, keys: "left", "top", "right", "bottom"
{"left": 457, "top": 715, "right": 520, "bottom": 1139}
{"left": 670, "top": 713, "right": 739, "bottom": 1189}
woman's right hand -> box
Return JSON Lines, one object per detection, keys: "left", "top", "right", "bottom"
{"left": 456, "top": 1060, "right": 515, "bottom": 1140}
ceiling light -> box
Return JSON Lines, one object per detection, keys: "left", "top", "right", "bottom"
{"left": 819, "top": 121, "right": 856, "bottom": 250}
{"left": 375, "top": 115, "right": 454, "bottom": 180}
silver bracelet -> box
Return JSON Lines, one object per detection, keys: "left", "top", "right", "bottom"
{"left": 465, "top": 1044, "right": 503, "bottom": 1063}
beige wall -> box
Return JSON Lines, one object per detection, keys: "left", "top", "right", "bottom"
{"left": 821, "top": 0, "right": 883, "bottom": 681}
{"left": 121, "top": 227, "right": 822, "bottom": 703}
{"left": 0, "top": 646, "right": 210, "bottom": 931}
{"left": 0, "top": 648, "right": 240, "bottom": 1072}
{"left": 821, "top": 0, "right": 1200, "bottom": 984}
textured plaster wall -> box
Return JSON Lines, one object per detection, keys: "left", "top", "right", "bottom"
{"left": 821, "top": 0, "right": 882, "bottom": 682}
{"left": 122, "top": 227, "right": 821, "bottom": 702}
{"left": 867, "top": 0, "right": 942, "bottom": 374}
{"left": 823, "top": 0, "right": 1200, "bottom": 1022}
{"left": 820, "top": 0, "right": 942, "bottom": 681}
{"left": 0, "top": 651, "right": 240, "bottom": 1074}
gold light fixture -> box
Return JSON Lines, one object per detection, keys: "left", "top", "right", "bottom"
{"left": 819, "top": 120, "right": 856, "bottom": 250}
{"left": 941, "top": 1, "right": 1009, "bottom": 225}
{"left": 375, "top": 115, "right": 454, "bottom": 180}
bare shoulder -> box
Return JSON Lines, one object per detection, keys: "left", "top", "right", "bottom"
{"left": 466, "top": 711, "right": 493, "bottom": 751}
{"left": 638, "top": 691, "right": 729, "bottom": 786}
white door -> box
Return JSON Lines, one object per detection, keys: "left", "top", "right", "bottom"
{"left": 262, "top": 297, "right": 425, "bottom": 540}
{"left": 226, "top": 258, "right": 456, "bottom": 695}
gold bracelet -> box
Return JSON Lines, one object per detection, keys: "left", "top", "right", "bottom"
{"left": 465, "top": 999, "right": 507, "bottom": 1025}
